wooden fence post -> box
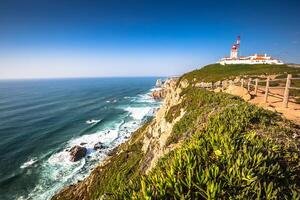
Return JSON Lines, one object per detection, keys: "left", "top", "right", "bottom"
{"left": 241, "top": 79, "right": 244, "bottom": 87}
{"left": 264, "top": 77, "right": 270, "bottom": 103}
{"left": 283, "top": 74, "right": 292, "bottom": 108}
{"left": 254, "top": 78, "right": 258, "bottom": 95}
{"left": 247, "top": 78, "right": 252, "bottom": 91}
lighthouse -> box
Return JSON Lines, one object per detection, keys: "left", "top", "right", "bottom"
{"left": 230, "top": 36, "right": 240, "bottom": 59}
{"left": 218, "top": 36, "right": 283, "bottom": 65}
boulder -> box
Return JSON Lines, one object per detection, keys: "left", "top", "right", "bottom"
{"left": 224, "top": 85, "right": 251, "bottom": 101}
{"left": 155, "top": 79, "right": 162, "bottom": 87}
{"left": 151, "top": 89, "right": 166, "bottom": 99}
{"left": 179, "top": 79, "right": 189, "bottom": 88}
{"left": 234, "top": 77, "right": 241, "bottom": 83}
{"left": 195, "top": 82, "right": 201, "bottom": 87}
{"left": 69, "top": 145, "right": 87, "bottom": 162}
{"left": 215, "top": 81, "right": 221, "bottom": 87}
{"left": 214, "top": 87, "right": 222, "bottom": 93}
{"left": 94, "top": 142, "right": 106, "bottom": 150}
{"left": 222, "top": 80, "right": 229, "bottom": 88}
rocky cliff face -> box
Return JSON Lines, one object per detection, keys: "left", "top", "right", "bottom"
{"left": 141, "top": 79, "right": 187, "bottom": 172}
{"left": 51, "top": 78, "right": 189, "bottom": 200}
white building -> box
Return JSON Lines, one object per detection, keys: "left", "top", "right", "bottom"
{"left": 218, "top": 36, "right": 284, "bottom": 65}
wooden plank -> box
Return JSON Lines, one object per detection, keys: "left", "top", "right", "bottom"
{"left": 264, "top": 77, "right": 270, "bottom": 103}
{"left": 254, "top": 78, "right": 258, "bottom": 95}
{"left": 283, "top": 74, "right": 292, "bottom": 108}
{"left": 268, "top": 78, "right": 287, "bottom": 82}
{"left": 289, "top": 87, "right": 300, "bottom": 90}
{"left": 267, "top": 87, "right": 286, "bottom": 89}
{"left": 248, "top": 78, "right": 252, "bottom": 91}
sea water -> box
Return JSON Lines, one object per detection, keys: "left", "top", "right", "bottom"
{"left": 0, "top": 77, "right": 161, "bottom": 200}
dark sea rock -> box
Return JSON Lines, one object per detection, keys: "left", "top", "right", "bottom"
{"left": 80, "top": 142, "right": 87, "bottom": 146}
{"left": 93, "top": 142, "right": 106, "bottom": 150}
{"left": 107, "top": 151, "right": 114, "bottom": 156}
{"left": 69, "top": 145, "right": 87, "bottom": 162}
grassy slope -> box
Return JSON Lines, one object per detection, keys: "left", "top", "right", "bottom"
{"left": 121, "top": 88, "right": 300, "bottom": 199}
{"left": 119, "top": 64, "right": 300, "bottom": 199}
{"left": 53, "top": 64, "right": 300, "bottom": 200}
{"left": 180, "top": 63, "right": 300, "bottom": 102}
{"left": 180, "top": 63, "right": 300, "bottom": 83}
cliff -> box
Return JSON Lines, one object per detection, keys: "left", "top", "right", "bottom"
{"left": 52, "top": 78, "right": 186, "bottom": 200}
{"left": 52, "top": 64, "right": 300, "bottom": 200}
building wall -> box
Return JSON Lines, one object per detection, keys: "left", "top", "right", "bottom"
{"left": 230, "top": 50, "right": 238, "bottom": 59}
{"left": 219, "top": 59, "right": 284, "bottom": 65}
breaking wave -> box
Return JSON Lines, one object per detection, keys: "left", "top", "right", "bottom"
{"left": 20, "top": 158, "right": 38, "bottom": 169}
{"left": 21, "top": 89, "right": 160, "bottom": 200}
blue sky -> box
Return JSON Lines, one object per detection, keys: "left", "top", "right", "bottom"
{"left": 0, "top": 0, "right": 299, "bottom": 79}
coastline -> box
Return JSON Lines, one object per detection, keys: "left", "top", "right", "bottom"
{"left": 51, "top": 64, "right": 300, "bottom": 199}
{"left": 51, "top": 77, "right": 182, "bottom": 199}
{"left": 38, "top": 89, "right": 162, "bottom": 200}
{"left": 0, "top": 78, "right": 162, "bottom": 200}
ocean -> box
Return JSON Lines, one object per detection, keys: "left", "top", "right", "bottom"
{"left": 0, "top": 77, "right": 161, "bottom": 200}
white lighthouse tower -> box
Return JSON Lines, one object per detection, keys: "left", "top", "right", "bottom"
{"left": 218, "top": 35, "right": 283, "bottom": 65}
{"left": 230, "top": 36, "right": 240, "bottom": 59}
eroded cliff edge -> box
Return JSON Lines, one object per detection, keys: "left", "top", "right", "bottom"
{"left": 52, "top": 78, "right": 188, "bottom": 200}
{"left": 53, "top": 63, "right": 300, "bottom": 199}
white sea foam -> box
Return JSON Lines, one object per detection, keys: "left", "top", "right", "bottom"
{"left": 125, "top": 107, "right": 152, "bottom": 120}
{"left": 150, "top": 87, "right": 162, "bottom": 92}
{"left": 137, "top": 93, "right": 157, "bottom": 103}
{"left": 20, "top": 158, "right": 38, "bottom": 169}
{"left": 86, "top": 119, "right": 101, "bottom": 125}
{"left": 25, "top": 89, "right": 160, "bottom": 200}
{"left": 48, "top": 151, "right": 73, "bottom": 166}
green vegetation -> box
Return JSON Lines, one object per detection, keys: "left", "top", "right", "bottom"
{"left": 166, "top": 88, "right": 243, "bottom": 146}
{"left": 120, "top": 88, "right": 300, "bottom": 199}
{"left": 290, "top": 74, "right": 300, "bottom": 102}
{"left": 181, "top": 63, "right": 300, "bottom": 103}
{"left": 53, "top": 63, "right": 300, "bottom": 200}
{"left": 88, "top": 123, "right": 146, "bottom": 199}
{"left": 51, "top": 122, "right": 149, "bottom": 200}
{"left": 180, "top": 63, "right": 300, "bottom": 83}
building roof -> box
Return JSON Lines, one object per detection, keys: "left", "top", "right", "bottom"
{"left": 253, "top": 57, "right": 267, "bottom": 60}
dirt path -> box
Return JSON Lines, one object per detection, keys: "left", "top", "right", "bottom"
{"left": 249, "top": 88, "right": 300, "bottom": 124}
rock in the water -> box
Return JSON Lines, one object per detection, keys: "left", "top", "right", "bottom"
{"left": 94, "top": 142, "right": 106, "bottom": 150}
{"left": 80, "top": 142, "right": 87, "bottom": 146}
{"left": 156, "top": 79, "right": 162, "bottom": 87}
{"left": 224, "top": 85, "right": 251, "bottom": 101}
{"left": 151, "top": 89, "right": 166, "bottom": 99}
{"left": 69, "top": 145, "right": 87, "bottom": 162}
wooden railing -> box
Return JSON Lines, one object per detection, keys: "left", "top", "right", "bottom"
{"left": 196, "top": 74, "right": 300, "bottom": 108}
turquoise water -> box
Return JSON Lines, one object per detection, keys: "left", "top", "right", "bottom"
{"left": 0, "top": 77, "right": 160, "bottom": 200}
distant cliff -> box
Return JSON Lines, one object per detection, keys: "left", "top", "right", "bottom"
{"left": 52, "top": 64, "right": 300, "bottom": 200}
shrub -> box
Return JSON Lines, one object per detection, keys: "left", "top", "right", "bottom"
{"left": 122, "top": 100, "right": 300, "bottom": 199}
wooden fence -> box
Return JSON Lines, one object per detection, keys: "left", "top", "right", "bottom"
{"left": 196, "top": 74, "right": 300, "bottom": 108}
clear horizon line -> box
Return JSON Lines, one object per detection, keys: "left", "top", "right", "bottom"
{"left": 0, "top": 75, "right": 181, "bottom": 81}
